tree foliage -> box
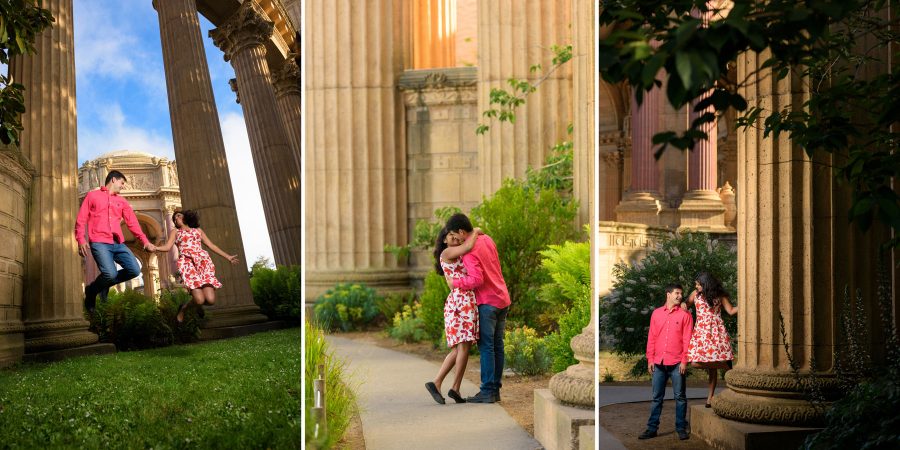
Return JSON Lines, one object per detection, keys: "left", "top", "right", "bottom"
{"left": 599, "top": 0, "right": 900, "bottom": 246}
{"left": 0, "top": 1, "right": 53, "bottom": 145}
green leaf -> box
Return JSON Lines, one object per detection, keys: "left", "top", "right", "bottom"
{"left": 675, "top": 51, "right": 693, "bottom": 89}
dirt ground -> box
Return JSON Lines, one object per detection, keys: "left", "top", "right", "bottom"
{"left": 333, "top": 330, "right": 551, "bottom": 448}
{"left": 600, "top": 351, "right": 727, "bottom": 388}
{"left": 600, "top": 399, "right": 714, "bottom": 450}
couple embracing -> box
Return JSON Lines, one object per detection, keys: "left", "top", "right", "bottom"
{"left": 424, "top": 213, "right": 510, "bottom": 405}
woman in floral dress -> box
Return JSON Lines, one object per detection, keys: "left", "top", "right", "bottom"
{"left": 424, "top": 227, "right": 481, "bottom": 405}
{"left": 685, "top": 271, "right": 738, "bottom": 407}
{"left": 156, "top": 210, "right": 240, "bottom": 322}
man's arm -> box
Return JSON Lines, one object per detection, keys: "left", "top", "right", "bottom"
{"left": 681, "top": 311, "right": 694, "bottom": 365}
{"left": 121, "top": 202, "right": 153, "bottom": 250}
{"left": 646, "top": 312, "right": 657, "bottom": 372}
{"left": 452, "top": 252, "right": 484, "bottom": 291}
{"left": 74, "top": 193, "right": 92, "bottom": 246}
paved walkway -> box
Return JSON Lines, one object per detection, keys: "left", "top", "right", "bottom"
{"left": 598, "top": 385, "right": 725, "bottom": 450}
{"left": 326, "top": 335, "right": 541, "bottom": 450}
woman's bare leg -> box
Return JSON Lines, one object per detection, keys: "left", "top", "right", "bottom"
{"left": 433, "top": 346, "right": 459, "bottom": 392}
{"left": 202, "top": 286, "right": 216, "bottom": 305}
{"left": 451, "top": 341, "right": 472, "bottom": 392}
{"left": 178, "top": 289, "right": 205, "bottom": 322}
{"left": 707, "top": 368, "right": 718, "bottom": 403}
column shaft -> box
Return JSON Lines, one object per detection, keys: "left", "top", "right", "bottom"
{"left": 477, "top": 0, "right": 573, "bottom": 195}
{"left": 155, "top": 0, "right": 266, "bottom": 327}
{"left": 304, "top": 0, "right": 408, "bottom": 298}
{"left": 210, "top": 1, "right": 301, "bottom": 268}
{"left": 629, "top": 89, "right": 661, "bottom": 192}
{"left": 273, "top": 58, "right": 302, "bottom": 176}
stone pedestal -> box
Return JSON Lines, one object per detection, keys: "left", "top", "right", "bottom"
{"left": 0, "top": 148, "right": 32, "bottom": 367}
{"left": 534, "top": 389, "right": 594, "bottom": 450}
{"left": 477, "top": 0, "right": 573, "bottom": 195}
{"left": 155, "top": 0, "right": 267, "bottom": 329}
{"left": 10, "top": 0, "right": 101, "bottom": 356}
{"left": 677, "top": 190, "right": 729, "bottom": 232}
{"left": 210, "top": 0, "right": 301, "bottom": 267}
{"left": 304, "top": 0, "right": 409, "bottom": 300}
{"left": 691, "top": 405, "right": 821, "bottom": 450}
{"left": 595, "top": 222, "right": 671, "bottom": 299}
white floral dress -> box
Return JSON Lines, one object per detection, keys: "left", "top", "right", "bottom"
{"left": 176, "top": 228, "right": 222, "bottom": 290}
{"left": 687, "top": 294, "right": 734, "bottom": 362}
{"left": 440, "top": 259, "right": 478, "bottom": 347}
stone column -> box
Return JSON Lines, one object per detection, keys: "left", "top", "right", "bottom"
{"left": 0, "top": 148, "right": 32, "bottom": 367}
{"left": 710, "top": 50, "right": 892, "bottom": 427}
{"left": 571, "top": 0, "right": 594, "bottom": 228}
{"left": 411, "top": 0, "right": 456, "bottom": 69}
{"left": 677, "top": 6, "right": 726, "bottom": 231}
{"left": 615, "top": 82, "right": 664, "bottom": 226}
{"left": 163, "top": 205, "right": 179, "bottom": 277}
{"left": 210, "top": 0, "right": 302, "bottom": 268}
{"left": 304, "top": 0, "right": 408, "bottom": 299}
{"left": 272, "top": 56, "right": 301, "bottom": 175}
{"left": 10, "top": 0, "right": 102, "bottom": 355}
{"left": 154, "top": 0, "right": 267, "bottom": 328}
{"left": 477, "top": 0, "right": 573, "bottom": 195}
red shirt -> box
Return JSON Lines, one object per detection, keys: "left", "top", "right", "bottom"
{"left": 646, "top": 303, "right": 693, "bottom": 365}
{"left": 74, "top": 187, "right": 149, "bottom": 246}
{"left": 452, "top": 235, "right": 511, "bottom": 309}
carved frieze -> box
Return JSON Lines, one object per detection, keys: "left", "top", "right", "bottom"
{"left": 209, "top": 0, "right": 274, "bottom": 61}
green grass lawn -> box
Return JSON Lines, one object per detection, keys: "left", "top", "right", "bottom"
{"left": 0, "top": 328, "right": 300, "bottom": 449}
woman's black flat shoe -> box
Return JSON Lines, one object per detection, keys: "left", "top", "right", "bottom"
{"left": 425, "top": 382, "right": 445, "bottom": 404}
{"left": 448, "top": 389, "right": 466, "bottom": 403}
{"left": 705, "top": 403, "right": 712, "bottom": 408}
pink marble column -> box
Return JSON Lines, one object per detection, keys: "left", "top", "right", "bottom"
{"left": 688, "top": 89, "right": 717, "bottom": 191}
{"left": 629, "top": 88, "right": 661, "bottom": 192}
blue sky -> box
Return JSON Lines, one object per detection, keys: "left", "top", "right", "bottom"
{"left": 72, "top": 1, "right": 274, "bottom": 268}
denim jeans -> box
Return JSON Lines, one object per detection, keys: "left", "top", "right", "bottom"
{"left": 89, "top": 243, "right": 141, "bottom": 301}
{"left": 477, "top": 304, "right": 508, "bottom": 394}
{"left": 646, "top": 363, "right": 688, "bottom": 433}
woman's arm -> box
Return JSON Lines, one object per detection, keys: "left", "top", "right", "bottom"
{"left": 155, "top": 229, "right": 178, "bottom": 252}
{"left": 199, "top": 229, "right": 240, "bottom": 264}
{"left": 440, "top": 228, "right": 483, "bottom": 261}
{"left": 721, "top": 297, "right": 738, "bottom": 315}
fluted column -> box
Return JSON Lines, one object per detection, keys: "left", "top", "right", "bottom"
{"left": 711, "top": 50, "right": 891, "bottom": 426}
{"left": 210, "top": 0, "right": 301, "bottom": 268}
{"left": 10, "top": 0, "right": 99, "bottom": 354}
{"left": 155, "top": 0, "right": 267, "bottom": 328}
{"left": 477, "top": 0, "right": 573, "bottom": 195}
{"left": 677, "top": 6, "right": 726, "bottom": 231}
{"left": 272, "top": 56, "right": 301, "bottom": 175}
{"left": 411, "top": 0, "right": 456, "bottom": 69}
{"left": 0, "top": 148, "right": 32, "bottom": 366}
{"left": 304, "top": 0, "right": 408, "bottom": 299}
{"left": 615, "top": 82, "right": 665, "bottom": 226}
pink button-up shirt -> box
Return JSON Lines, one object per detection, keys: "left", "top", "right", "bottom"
{"left": 452, "top": 235, "right": 511, "bottom": 309}
{"left": 74, "top": 186, "right": 150, "bottom": 247}
{"left": 646, "top": 304, "right": 693, "bottom": 365}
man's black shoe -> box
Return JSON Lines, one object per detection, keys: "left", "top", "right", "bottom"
{"left": 84, "top": 283, "right": 97, "bottom": 313}
{"left": 494, "top": 391, "right": 501, "bottom": 402}
{"left": 677, "top": 430, "right": 689, "bottom": 440}
{"left": 466, "top": 391, "right": 496, "bottom": 403}
{"left": 638, "top": 430, "right": 657, "bottom": 440}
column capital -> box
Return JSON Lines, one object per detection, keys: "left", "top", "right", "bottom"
{"left": 209, "top": 0, "right": 274, "bottom": 61}
{"left": 272, "top": 56, "right": 300, "bottom": 98}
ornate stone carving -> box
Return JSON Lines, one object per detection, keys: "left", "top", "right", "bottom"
{"left": 229, "top": 78, "right": 240, "bottom": 104}
{"left": 209, "top": 0, "right": 274, "bottom": 61}
{"left": 712, "top": 388, "right": 829, "bottom": 426}
{"left": 125, "top": 173, "right": 158, "bottom": 191}
{"left": 272, "top": 56, "right": 300, "bottom": 98}
{"left": 725, "top": 369, "right": 842, "bottom": 396}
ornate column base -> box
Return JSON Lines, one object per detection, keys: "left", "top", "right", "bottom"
{"left": 536, "top": 328, "right": 595, "bottom": 450}
{"left": 548, "top": 331, "right": 595, "bottom": 406}
{"left": 692, "top": 404, "right": 822, "bottom": 450}
{"left": 677, "top": 190, "right": 730, "bottom": 232}
{"left": 203, "top": 304, "right": 269, "bottom": 330}
{"left": 714, "top": 369, "right": 840, "bottom": 426}
{"left": 24, "top": 318, "right": 100, "bottom": 353}
{"left": 615, "top": 191, "right": 668, "bottom": 227}
{"left": 0, "top": 323, "right": 24, "bottom": 368}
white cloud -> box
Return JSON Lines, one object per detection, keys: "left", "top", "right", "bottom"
{"left": 78, "top": 103, "right": 174, "bottom": 161}
{"left": 220, "top": 112, "right": 275, "bottom": 269}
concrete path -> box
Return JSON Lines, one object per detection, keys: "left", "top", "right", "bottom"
{"left": 598, "top": 385, "right": 724, "bottom": 450}
{"left": 327, "top": 335, "right": 542, "bottom": 450}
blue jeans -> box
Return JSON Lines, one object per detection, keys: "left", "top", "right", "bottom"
{"left": 477, "top": 304, "right": 508, "bottom": 394}
{"left": 89, "top": 243, "right": 141, "bottom": 301}
{"left": 646, "top": 363, "right": 688, "bottom": 433}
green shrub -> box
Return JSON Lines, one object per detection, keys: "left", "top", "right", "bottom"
{"left": 801, "top": 375, "right": 900, "bottom": 449}
{"left": 313, "top": 283, "right": 380, "bottom": 332}
{"left": 374, "top": 291, "right": 414, "bottom": 325}
{"left": 504, "top": 326, "right": 552, "bottom": 376}
{"left": 545, "top": 288, "right": 592, "bottom": 373}
{"left": 536, "top": 239, "right": 592, "bottom": 372}
{"left": 92, "top": 290, "right": 174, "bottom": 351}
{"left": 418, "top": 271, "right": 450, "bottom": 345}
{"left": 251, "top": 265, "right": 301, "bottom": 322}
{"left": 600, "top": 232, "right": 738, "bottom": 375}
{"left": 158, "top": 288, "right": 204, "bottom": 343}
{"left": 388, "top": 303, "right": 429, "bottom": 343}
{"left": 472, "top": 177, "right": 580, "bottom": 332}
{"left": 305, "top": 322, "right": 357, "bottom": 449}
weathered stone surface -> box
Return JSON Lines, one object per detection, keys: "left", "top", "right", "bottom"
{"left": 692, "top": 404, "right": 821, "bottom": 449}
{"left": 534, "top": 389, "right": 594, "bottom": 450}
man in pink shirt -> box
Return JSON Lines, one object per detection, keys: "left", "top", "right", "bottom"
{"left": 74, "top": 170, "right": 156, "bottom": 313}
{"left": 639, "top": 283, "right": 693, "bottom": 441}
{"left": 445, "top": 213, "right": 511, "bottom": 404}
